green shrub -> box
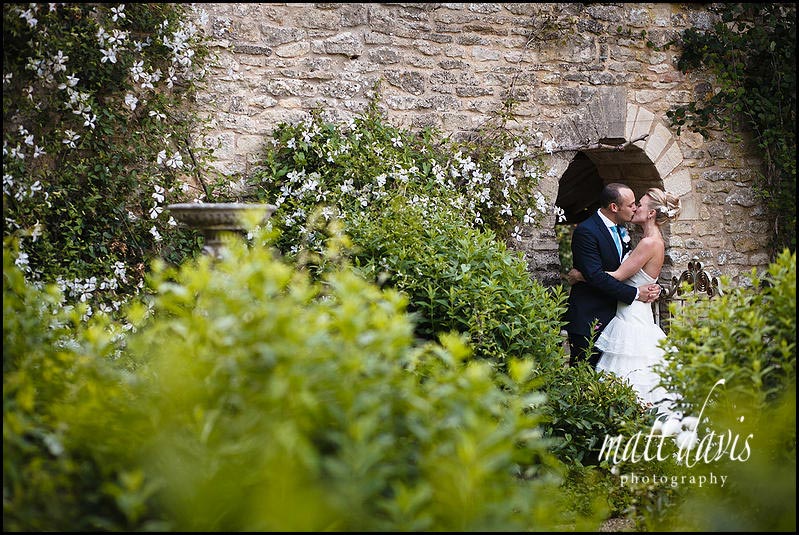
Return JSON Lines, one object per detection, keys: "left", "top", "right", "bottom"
{"left": 3, "top": 238, "right": 139, "bottom": 531}
{"left": 649, "top": 385, "right": 795, "bottom": 532}
{"left": 538, "top": 362, "right": 650, "bottom": 466}
{"left": 347, "top": 196, "right": 568, "bottom": 375}
{"left": 658, "top": 248, "right": 796, "bottom": 415}
{"left": 113, "top": 226, "right": 575, "bottom": 531}
{"left": 221, "top": 103, "right": 568, "bottom": 376}
{"left": 235, "top": 100, "right": 555, "bottom": 250}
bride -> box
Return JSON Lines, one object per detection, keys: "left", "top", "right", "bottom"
{"left": 568, "top": 188, "right": 681, "bottom": 413}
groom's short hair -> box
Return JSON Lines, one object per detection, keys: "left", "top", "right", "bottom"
{"left": 600, "top": 182, "right": 631, "bottom": 208}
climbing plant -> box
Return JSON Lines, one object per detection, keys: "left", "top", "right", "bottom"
{"left": 3, "top": 3, "right": 214, "bottom": 316}
{"left": 666, "top": 3, "right": 796, "bottom": 256}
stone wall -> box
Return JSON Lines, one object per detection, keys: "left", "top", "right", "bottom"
{"left": 189, "top": 2, "right": 773, "bottom": 287}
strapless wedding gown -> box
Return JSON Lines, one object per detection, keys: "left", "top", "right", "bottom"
{"left": 595, "top": 268, "right": 675, "bottom": 413}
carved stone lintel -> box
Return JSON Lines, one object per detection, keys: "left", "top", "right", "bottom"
{"left": 552, "top": 133, "right": 649, "bottom": 154}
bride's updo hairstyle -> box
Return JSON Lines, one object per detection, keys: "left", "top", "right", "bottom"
{"left": 647, "top": 187, "right": 681, "bottom": 225}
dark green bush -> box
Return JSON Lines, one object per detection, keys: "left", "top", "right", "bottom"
{"left": 347, "top": 196, "right": 568, "bottom": 375}
{"left": 538, "top": 363, "right": 650, "bottom": 467}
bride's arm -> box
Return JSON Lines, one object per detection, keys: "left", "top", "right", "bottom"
{"left": 607, "top": 237, "right": 656, "bottom": 280}
{"left": 565, "top": 237, "right": 657, "bottom": 285}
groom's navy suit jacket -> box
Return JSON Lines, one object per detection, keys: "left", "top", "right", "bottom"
{"left": 564, "top": 211, "right": 637, "bottom": 338}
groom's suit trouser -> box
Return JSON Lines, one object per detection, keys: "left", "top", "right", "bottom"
{"left": 568, "top": 332, "right": 602, "bottom": 368}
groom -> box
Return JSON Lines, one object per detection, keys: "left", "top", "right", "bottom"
{"left": 564, "top": 182, "right": 661, "bottom": 368}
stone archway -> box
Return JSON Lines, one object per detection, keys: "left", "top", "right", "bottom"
{"left": 519, "top": 88, "right": 691, "bottom": 285}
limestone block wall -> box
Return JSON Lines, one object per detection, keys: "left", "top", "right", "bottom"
{"left": 188, "top": 2, "right": 773, "bottom": 287}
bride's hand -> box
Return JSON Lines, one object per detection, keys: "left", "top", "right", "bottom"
{"left": 564, "top": 268, "right": 585, "bottom": 285}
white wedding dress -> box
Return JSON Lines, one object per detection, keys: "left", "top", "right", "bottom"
{"left": 595, "top": 268, "right": 676, "bottom": 414}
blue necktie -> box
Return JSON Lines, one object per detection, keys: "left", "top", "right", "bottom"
{"left": 611, "top": 226, "right": 624, "bottom": 259}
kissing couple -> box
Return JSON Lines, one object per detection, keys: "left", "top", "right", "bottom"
{"left": 563, "top": 183, "right": 681, "bottom": 414}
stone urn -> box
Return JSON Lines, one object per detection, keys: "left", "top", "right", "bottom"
{"left": 167, "top": 202, "right": 277, "bottom": 257}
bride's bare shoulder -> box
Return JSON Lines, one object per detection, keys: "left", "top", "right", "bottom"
{"left": 636, "top": 235, "right": 664, "bottom": 251}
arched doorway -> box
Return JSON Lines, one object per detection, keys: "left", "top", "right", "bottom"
{"left": 553, "top": 143, "right": 666, "bottom": 274}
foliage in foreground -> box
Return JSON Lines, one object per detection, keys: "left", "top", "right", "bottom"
{"left": 4, "top": 229, "right": 604, "bottom": 531}
{"left": 642, "top": 249, "right": 796, "bottom": 531}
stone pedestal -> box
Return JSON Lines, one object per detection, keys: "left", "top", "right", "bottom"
{"left": 167, "top": 202, "right": 276, "bottom": 257}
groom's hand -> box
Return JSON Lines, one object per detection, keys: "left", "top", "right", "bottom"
{"left": 563, "top": 268, "right": 585, "bottom": 286}
{"left": 636, "top": 283, "right": 661, "bottom": 303}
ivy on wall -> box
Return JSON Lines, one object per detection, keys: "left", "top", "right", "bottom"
{"left": 666, "top": 3, "right": 796, "bottom": 256}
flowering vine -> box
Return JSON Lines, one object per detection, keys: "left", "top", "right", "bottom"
{"left": 3, "top": 3, "right": 214, "bottom": 318}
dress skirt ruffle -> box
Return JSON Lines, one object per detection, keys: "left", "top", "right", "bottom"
{"left": 595, "top": 297, "right": 676, "bottom": 411}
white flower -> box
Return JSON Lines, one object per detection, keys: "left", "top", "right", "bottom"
{"left": 149, "top": 225, "right": 162, "bottom": 241}
{"left": 651, "top": 418, "right": 664, "bottom": 434}
{"left": 130, "top": 60, "right": 144, "bottom": 81}
{"left": 661, "top": 417, "right": 682, "bottom": 437}
{"left": 62, "top": 129, "right": 80, "bottom": 148}
{"left": 658, "top": 205, "right": 678, "bottom": 218}
{"left": 152, "top": 185, "right": 165, "bottom": 203}
{"left": 523, "top": 208, "right": 535, "bottom": 225}
{"left": 124, "top": 93, "right": 138, "bottom": 111}
{"left": 100, "top": 48, "right": 118, "bottom": 64}
{"left": 676, "top": 430, "right": 698, "bottom": 450}
{"left": 29, "top": 221, "right": 42, "bottom": 242}
{"left": 83, "top": 114, "right": 97, "bottom": 129}
{"left": 111, "top": 4, "right": 126, "bottom": 22}
{"left": 681, "top": 416, "right": 699, "bottom": 431}
{"left": 20, "top": 8, "right": 38, "bottom": 28}
{"left": 113, "top": 261, "right": 127, "bottom": 281}
{"left": 534, "top": 191, "right": 548, "bottom": 213}
{"left": 51, "top": 50, "right": 68, "bottom": 73}
{"left": 165, "top": 151, "right": 183, "bottom": 169}
{"left": 14, "top": 251, "right": 30, "bottom": 270}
